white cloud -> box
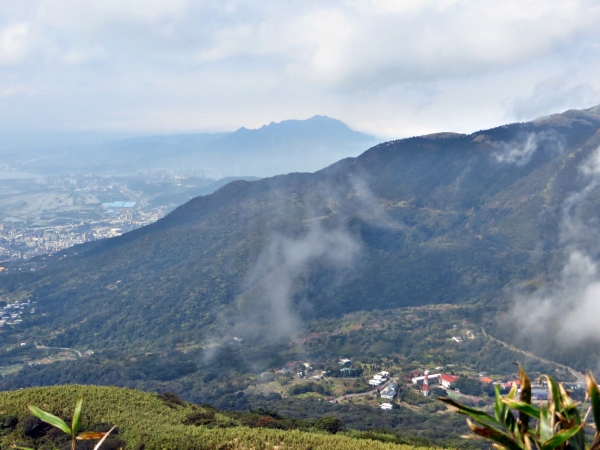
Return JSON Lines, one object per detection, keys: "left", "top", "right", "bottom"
{"left": 509, "top": 78, "right": 600, "bottom": 121}
{"left": 0, "top": 0, "right": 598, "bottom": 135}
{"left": 0, "top": 23, "right": 28, "bottom": 65}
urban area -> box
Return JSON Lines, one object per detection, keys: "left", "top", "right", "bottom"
{"left": 0, "top": 171, "right": 218, "bottom": 266}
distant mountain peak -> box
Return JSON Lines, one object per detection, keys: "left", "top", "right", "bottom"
{"left": 233, "top": 115, "right": 357, "bottom": 134}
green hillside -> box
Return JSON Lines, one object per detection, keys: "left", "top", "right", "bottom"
{"left": 0, "top": 385, "right": 434, "bottom": 450}
{"left": 2, "top": 107, "right": 600, "bottom": 353}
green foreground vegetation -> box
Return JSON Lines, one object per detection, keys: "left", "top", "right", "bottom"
{"left": 0, "top": 385, "right": 438, "bottom": 450}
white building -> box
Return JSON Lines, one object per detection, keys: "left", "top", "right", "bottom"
{"left": 411, "top": 373, "right": 441, "bottom": 384}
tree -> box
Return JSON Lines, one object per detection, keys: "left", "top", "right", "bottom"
{"left": 314, "top": 417, "right": 346, "bottom": 434}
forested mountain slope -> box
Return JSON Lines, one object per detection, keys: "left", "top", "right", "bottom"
{"left": 2, "top": 106, "right": 600, "bottom": 353}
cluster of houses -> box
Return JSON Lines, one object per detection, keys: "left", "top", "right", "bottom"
{"left": 410, "top": 370, "right": 554, "bottom": 400}
{"left": 369, "top": 371, "right": 390, "bottom": 386}
{"left": 0, "top": 300, "right": 33, "bottom": 327}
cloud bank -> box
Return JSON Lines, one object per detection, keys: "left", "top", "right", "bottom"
{"left": 0, "top": 1, "right": 599, "bottom": 137}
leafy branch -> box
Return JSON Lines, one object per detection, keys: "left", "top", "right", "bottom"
{"left": 440, "top": 364, "right": 600, "bottom": 450}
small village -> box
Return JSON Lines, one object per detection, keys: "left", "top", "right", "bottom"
{"left": 261, "top": 345, "right": 586, "bottom": 413}
{"left": 0, "top": 300, "right": 33, "bottom": 328}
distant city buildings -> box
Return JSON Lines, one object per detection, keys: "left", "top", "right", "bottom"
{"left": 0, "top": 174, "right": 175, "bottom": 263}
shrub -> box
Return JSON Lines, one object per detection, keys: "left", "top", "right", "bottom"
{"left": 314, "top": 417, "right": 346, "bottom": 434}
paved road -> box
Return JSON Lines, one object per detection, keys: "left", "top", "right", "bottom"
{"left": 481, "top": 328, "right": 585, "bottom": 384}
{"left": 34, "top": 342, "right": 83, "bottom": 358}
{"left": 333, "top": 378, "right": 396, "bottom": 402}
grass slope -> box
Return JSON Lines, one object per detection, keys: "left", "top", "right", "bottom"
{"left": 0, "top": 385, "right": 436, "bottom": 450}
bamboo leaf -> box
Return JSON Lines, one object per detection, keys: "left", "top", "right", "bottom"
{"left": 27, "top": 404, "right": 71, "bottom": 435}
{"left": 540, "top": 375, "right": 562, "bottom": 413}
{"left": 439, "top": 397, "right": 503, "bottom": 428}
{"left": 541, "top": 423, "right": 584, "bottom": 450}
{"left": 72, "top": 396, "right": 83, "bottom": 436}
{"left": 508, "top": 382, "right": 518, "bottom": 399}
{"left": 494, "top": 385, "right": 503, "bottom": 422}
{"left": 466, "top": 419, "right": 524, "bottom": 450}
{"left": 539, "top": 404, "right": 553, "bottom": 444}
{"left": 503, "top": 398, "right": 541, "bottom": 420}
{"left": 559, "top": 383, "right": 575, "bottom": 410}
{"left": 587, "top": 372, "right": 600, "bottom": 433}
{"left": 518, "top": 364, "right": 532, "bottom": 436}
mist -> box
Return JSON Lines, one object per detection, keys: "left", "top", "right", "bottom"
{"left": 512, "top": 145, "right": 600, "bottom": 344}
{"left": 236, "top": 225, "right": 361, "bottom": 342}
{"left": 202, "top": 174, "right": 403, "bottom": 351}
{"left": 492, "top": 130, "right": 566, "bottom": 166}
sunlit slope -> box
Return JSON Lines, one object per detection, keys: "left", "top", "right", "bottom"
{"left": 2, "top": 106, "right": 600, "bottom": 351}
{"left": 0, "top": 385, "right": 431, "bottom": 450}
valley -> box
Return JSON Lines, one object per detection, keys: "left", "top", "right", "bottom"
{"left": 0, "top": 303, "right": 578, "bottom": 447}
{"left": 2, "top": 106, "right": 600, "bottom": 447}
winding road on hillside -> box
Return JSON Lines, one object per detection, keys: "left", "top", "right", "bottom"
{"left": 481, "top": 329, "right": 585, "bottom": 384}
{"left": 34, "top": 342, "right": 83, "bottom": 358}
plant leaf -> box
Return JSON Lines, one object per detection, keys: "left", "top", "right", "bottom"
{"left": 27, "top": 404, "right": 71, "bottom": 435}
{"left": 72, "top": 396, "right": 83, "bottom": 436}
{"left": 539, "top": 404, "right": 553, "bottom": 443}
{"left": 518, "top": 363, "right": 532, "bottom": 437}
{"left": 466, "top": 419, "right": 524, "bottom": 450}
{"left": 541, "top": 423, "right": 584, "bottom": 450}
{"left": 77, "top": 431, "right": 108, "bottom": 440}
{"left": 494, "top": 385, "right": 503, "bottom": 423}
{"left": 540, "top": 375, "right": 562, "bottom": 413}
{"left": 507, "top": 382, "right": 518, "bottom": 400}
{"left": 503, "top": 398, "right": 541, "bottom": 420}
{"left": 93, "top": 425, "right": 115, "bottom": 450}
{"left": 439, "top": 397, "right": 503, "bottom": 429}
{"left": 587, "top": 372, "right": 600, "bottom": 433}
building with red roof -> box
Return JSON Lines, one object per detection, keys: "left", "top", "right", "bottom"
{"left": 440, "top": 374, "right": 459, "bottom": 388}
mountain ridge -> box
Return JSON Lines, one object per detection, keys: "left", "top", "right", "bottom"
{"left": 2, "top": 106, "right": 600, "bottom": 358}
{"left": 1, "top": 115, "right": 378, "bottom": 177}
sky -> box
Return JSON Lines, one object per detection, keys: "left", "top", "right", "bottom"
{"left": 1, "top": 0, "right": 600, "bottom": 139}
